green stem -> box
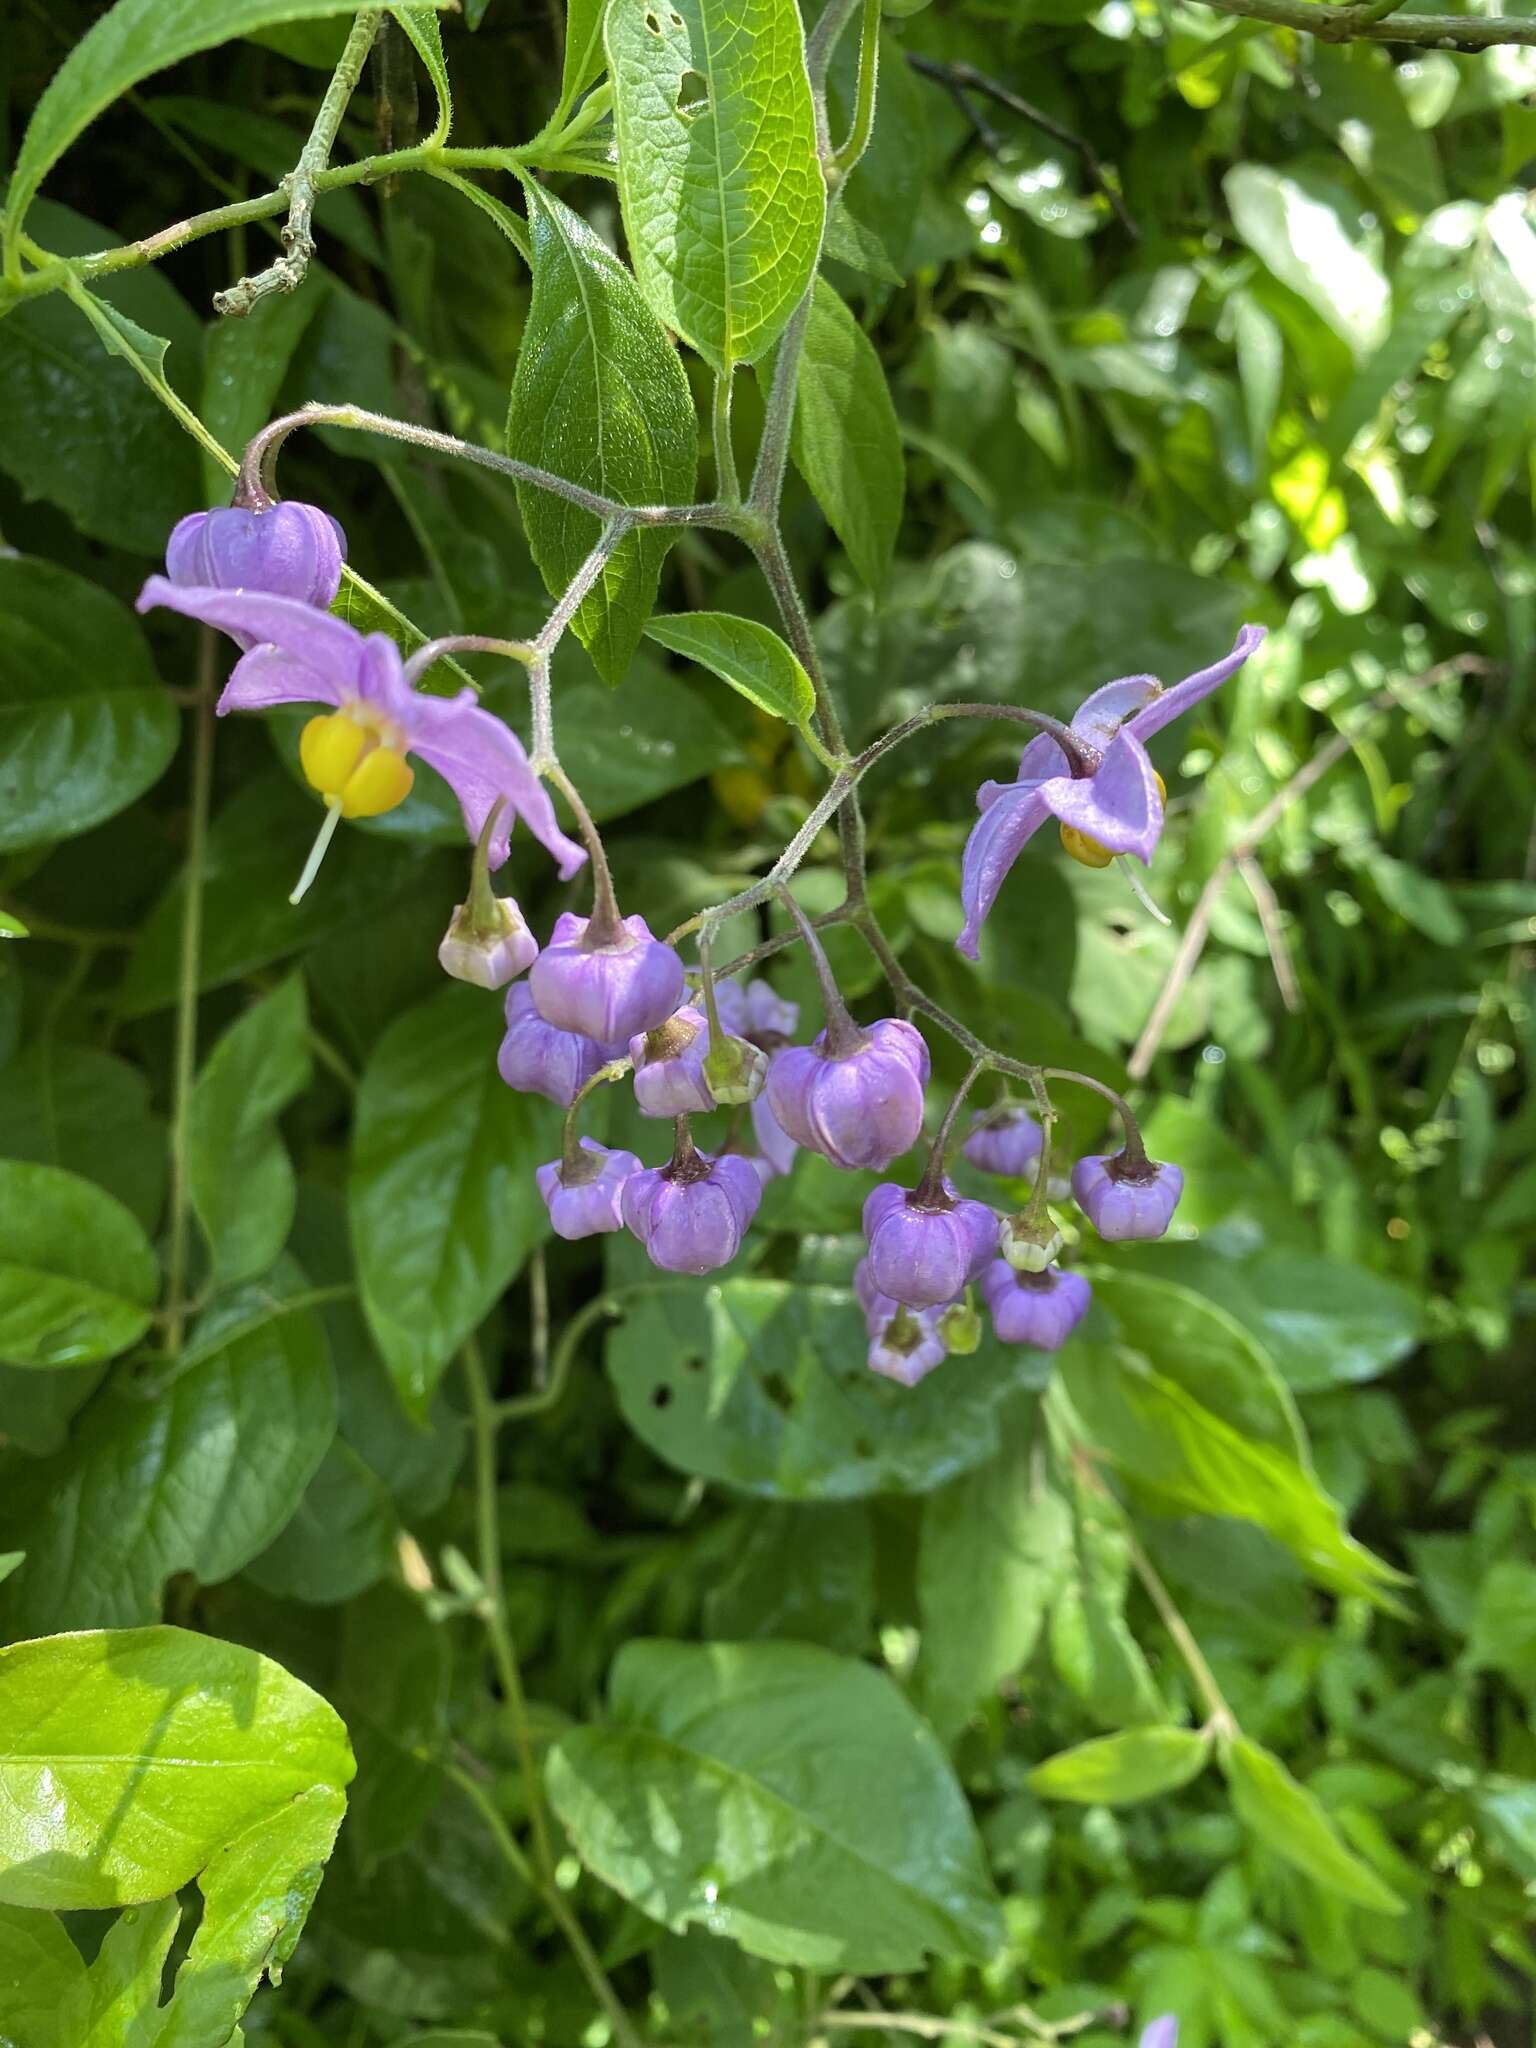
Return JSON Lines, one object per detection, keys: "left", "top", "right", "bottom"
{"left": 830, "top": 0, "right": 882, "bottom": 177}
{"left": 495, "top": 1292, "right": 622, "bottom": 1422}
{"left": 1121, "top": 1519, "right": 1238, "bottom": 1737}
{"left": 713, "top": 368, "right": 741, "bottom": 505}
{"left": 162, "top": 629, "right": 217, "bottom": 1357}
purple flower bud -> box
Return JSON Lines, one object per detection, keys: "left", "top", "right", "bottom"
{"left": 981, "top": 1260, "right": 1091, "bottom": 1349}
{"left": 767, "top": 1018, "right": 930, "bottom": 1173}
{"left": 1000, "top": 1210, "right": 1064, "bottom": 1273}
{"left": 536, "top": 1138, "right": 642, "bottom": 1240}
{"left": 715, "top": 976, "right": 801, "bottom": 1047}
{"left": 961, "top": 1107, "right": 1044, "bottom": 1179}
{"left": 1140, "top": 2021, "right": 1179, "bottom": 2048}
{"left": 863, "top": 1179, "right": 999, "bottom": 1309}
{"left": 1072, "top": 1152, "right": 1185, "bottom": 1241}
{"left": 853, "top": 1255, "right": 898, "bottom": 1333}
{"left": 750, "top": 1092, "right": 798, "bottom": 1179}
{"left": 531, "top": 911, "right": 685, "bottom": 1047}
{"left": 621, "top": 1150, "right": 763, "bottom": 1275}
{"left": 630, "top": 1006, "right": 714, "bottom": 1117}
{"left": 438, "top": 896, "right": 539, "bottom": 990}
{"left": 868, "top": 1304, "right": 948, "bottom": 1386}
{"left": 166, "top": 502, "right": 346, "bottom": 640}
{"left": 498, "top": 984, "right": 607, "bottom": 1106}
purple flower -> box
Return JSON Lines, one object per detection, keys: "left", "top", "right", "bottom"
{"left": 957, "top": 625, "right": 1266, "bottom": 958}
{"left": 499, "top": 984, "right": 608, "bottom": 1106}
{"left": 868, "top": 1305, "right": 948, "bottom": 1386}
{"left": 714, "top": 977, "right": 800, "bottom": 1046}
{"left": 531, "top": 911, "right": 685, "bottom": 1047}
{"left": 749, "top": 1092, "right": 798, "bottom": 1179}
{"left": 630, "top": 1005, "right": 714, "bottom": 1118}
{"left": 981, "top": 1260, "right": 1091, "bottom": 1349}
{"left": 962, "top": 1106, "right": 1044, "bottom": 1178}
{"left": 1140, "top": 2022, "right": 1178, "bottom": 2048}
{"left": 136, "top": 580, "right": 586, "bottom": 876}
{"left": 536, "top": 1139, "right": 642, "bottom": 1240}
{"left": 438, "top": 896, "right": 538, "bottom": 990}
{"left": 166, "top": 502, "right": 346, "bottom": 635}
{"left": 1072, "top": 1153, "right": 1185, "bottom": 1241}
{"left": 767, "top": 1018, "right": 930, "bottom": 1173}
{"left": 864, "top": 1179, "right": 998, "bottom": 1309}
{"left": 621, "top": 1150, "right": 762, "bottom": 1275}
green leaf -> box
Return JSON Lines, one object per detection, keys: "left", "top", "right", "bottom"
{"left": 606, "top": 1279, "right": 1050, "bottom": 1499}
{"left": 0, "top": 1043, "right": 166, "bottom": 1234}
{"left": 0, "top": 1624, "right": 353, "bottom": 1911}
{"left": 200, "top": 285, "right": 324, "bottom": 502}
{"left": 245, "top": 1438, "right": 398, "bottom": 1606}
{"left": 59, "top": 1896, "right": 180, "bottom": 2048}
{"left": 644, "top": 611, "right": 815, "bottom": 727}
{"left": 703, "top": 1503, "right": 875, "bottom": 1655}
{"left": 605, "top": 0, "right": 826, "bottom": 369}
{"left": 1029, "top": 1727, "right": 1213, "bottom": 1806}
{"left": 789, "top": 279, "right": 905, "bottom": 589}
{"left": 0, "top": 556, "right": 178, "bottom": 852}
{"left": 0, "top": 1162, "right": 158, "bottom": 1371}
{"left": 1049, "top": 1474, "right": 1167, "bottom": 1729}
{"left": 1225, "top": 164, "right": 1390, "bottom": 358}
{"left": 190, "top": 975, "right": 312, "bottom": 1286}
{"left": 0, "top": 1904, "right": 87, "bottom": 2048}
{"left": 5, "top": 0, "right": 444, "bottom": 252}
{"left": 548, "top": 1640, "right": 1003, "bottom": 1970}
{"left": 350, "top": 986, "right": 560, "bottom": 1416}
{"left": 916, "top": 1408, "right": 1072, "bottom": 1737}
{"left": 0, "top": 1280, "right": 335, "bottom": 1633}
{"left": 560, "top": 0, "right": 608, "bottom": 108}
{"left": 506, "top": 181, "right": 697, "bottom": 684}
{"left": 391, "top": 5, "right": 454, "bottom": 144}
{"left": 1220, "top": 1737, "right": 1406, "bottom": 1915}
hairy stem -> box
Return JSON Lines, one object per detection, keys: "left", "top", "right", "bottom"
{"left": 916, "top": 1055, "right": 987, "bottom": 1203}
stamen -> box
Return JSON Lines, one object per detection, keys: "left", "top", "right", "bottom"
{"left": 1116, "top": 855, "right": 1171, "bottom": 927}
{"left": 289, "top": 798, "right": 344, "bottom": 905}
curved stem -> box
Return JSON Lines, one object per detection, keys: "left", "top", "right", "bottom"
{"left": 1039, "top": 1066, "right": 1148, "bottom": 1171}
{"left": 560, "top": 1057, "right": 632, "bottom": 1172}
{"left": 541, "top": 761, "right": 620, "bottom": 934}
{"left": 915, "top": 1055, "right": 987, "bottom": 1204}
{"left": 533, "top": 519, "right": 631, "bottom": 658}
{"left": 830, "top": 0, "right": 882, "bottom": 177}
{"left": 496, "top": 1291, "right": 623, "bottom": 1422}
{"left": 403, "top": 635, "right": 535, "bottom": 685}
{"left": 775, "top": 883, "right": 861, "bottom": 1057}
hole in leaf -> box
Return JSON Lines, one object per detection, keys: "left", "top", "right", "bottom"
{"left": 652, "top": 1384, "right": 673, "bottom": 1409}
{"left": 644, "top": 10, "right": 662, "bottom": 30}
{"left": 683, "top": 1353, "right": 705, "bottom": 1372}
{"left": 675, "top": 68, "right": 708, "bottom": 119}
{"left": 668, "top": 8, "right": 684, "bottom": 22}
{"left": 760, "top": 1370, "right": 795, "bottom": 1413}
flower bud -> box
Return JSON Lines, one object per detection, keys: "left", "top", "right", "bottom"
{"left": 630, "top": 1007, "right": 714, "bottom": 1118}
{"left": 1072, "top": 1152, "right": 1184, "bottom": 1241}
{"left": 498, "top": 984, "right": 607, "bottom": 1106}
{"left": 981, "top": 1260, "right": 1091, "bottom": 1350}
{"left": 531, "top": 911, "right": 685, "bottom": 1047}
{"left": 961, "top": 1106, "right": 1044, "bottom": 1179}
{"left": 714, "top": 976, "right": 800, "bottom": 1046}
{"left": 863, "top": 1179, "right": 998, "bottom": 1309}
{"left": 935, "top": 1298, "right": 983, "bottom": 1355}
{"left": 766, "top": 1017, "right": 929, "bottom": 1173}
{"left": 750, "top": 1093, "right": 798, "bottom": 1179}
{"left": 1000, "top": 1210, "right": 1064, "bottom": 1273}
{"left": 867, "top": 1304, "right": 947, "bottom": 1387}
{"left": 535, "top": 1139, "right": 641, "bottom": 1240}
{"left": 621, "top": 1150, "right": 763, "bottom": 1275}
{"left": 438, "top": 895, "right": 538, "bottom": 990}
{"left": 703, "top": 1032, "right": 769, "bottom": 1106}
{"left": 166, "top": 502, "right": 346, "bottom": 634}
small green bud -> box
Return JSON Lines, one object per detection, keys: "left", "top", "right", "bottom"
{"left": 1001, "top": 1211, "right": 1063, "bottom": 1274}
{"left": 703, "top": 1032, "right": 769, "bottom": 1106}
{"left": 935, "top": 1298, "right": 982, "bottom": 1355}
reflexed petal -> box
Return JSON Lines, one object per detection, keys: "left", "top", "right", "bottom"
{"left": 1069, "top": 673, "right": 1158, "bottom": 749}
{"left": 215, "top": 645, "right": 345, "bottom": 715}
{"left": 1125, "top": 623, "right": 1266, "bottom": 744}
{"left": 956, "top": 781, "right": 1050, "bottom": 959}
{"left": 1041, "top": 730, "right": 1164, "bottom": 864}
{"left": 136, "top": 576, "right": 365, "bottom": 682}
{"left": 404, "top": 688, "right": 587, "bottom": 877}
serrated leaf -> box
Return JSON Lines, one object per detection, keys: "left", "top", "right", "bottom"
{"left": 789, "top": 279, "right": 905, "bottom": 589}
{"left": 0, "top": 1162, "right": 158, "bottom": 1371}
{"left": 1029, "top": 1726, "right": 1213, "bottom": 1805}
{"left": 190, "top": 975, "right": 312, "bottom": 1286}
{"left": 1221, "top": 1737, "right": 1406, "bottom": 1915}
{"left": 606, "top": 0, "right": 825, "bottom": 369}
{"left": 644, "top": 611, "right": 815, "bottom": 726}
{"left": 548, "top": 1640, "right": 1003, "bottom": 1970}
{"left": 507, "top": 181, "right": 697, "bottom": 684}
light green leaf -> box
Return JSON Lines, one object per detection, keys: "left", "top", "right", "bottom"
{"left": 1221, "top": 1737, "right": 1406, "bottom": 1915}
{"left": 0, "top": 557, "right": 178, "bottom": 853}
{"left": 0, "top": 1904, "right": 87, "bottom": 2048}
{"left": 1225, "top": 164, "right": 1390, "bottom": 358}
{"left": 606, "top": 0, "right": 825, "bottom": 369}
{"left": 507, "top": 181, "right": 697, "bottom": 684}
{"left": 644, "top": 611, "right": 815, "bottom": 727}
{"left": 0, "top": 1625, "right": 353, "bottom": 1911}
{"left": 560, "top": 0, "right": 608, "bottom": 108}
{"left": 391, "top": 5, "right": 453, "bottom": 144}
{"left": 548, "top": 1640, "right": 1003, "bottom": 1970}
{"left": 790, "top": 279, "right": 905, "bottom": 589}
{"left": 0, "top": 1279, "right": 335, "bottom": 1633}
{"left": 5, "top": 0, "right": 445, "bottom": 254}
{"left": 60, "top": 1897, "right": 180, "bottom": 2048}
{"left": 350, "top": 986, "right": 560, "bottom": 1416}
{"left": 1049, "top": 1474, "right": 1166, "bottom": 1729}
{"left": 1029, "top": 1727, "right": 1213, "bottom": 1806}
{"left": 0, "top": 1162, "right": 158, "bottom": 1371}
{"left": 190, "top": 975, "right": 312, "bottom": 1286}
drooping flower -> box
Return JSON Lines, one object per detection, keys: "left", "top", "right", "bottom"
{"left": 1000, "top": 1210, "right": 1064, "bottom": 1274}
{"left": 498, "top": 984, "right": 607, "bottom": 1106}
{"left": 439, "top": 899, "right": 538, "bottom": 990}
{"left": 531, "top": 911, "right": 685, "bottom": 1048}
{"left": 868, "top": 1305, "right": 948, "bottom": 1386}
{"left": 956, "top": 625, "right": 1266, "bottom": 958}
{"left": 630, "top": 1006, "right": 715, "bottom": 1118}
{"left": 536, "top": 1139, "right": 642, "bottom": 1240}
{"left": 750, "top": 1092, "right": 798, "bottom": 1178}
{"left": 136, "top": 582, "right": 587, "bottom": 889}
{"left": 166, "top": 502, "right": 346, "bottom": 633}
{"left": 621, "top": 1145, "right": 763, "bottom": 1275}
{"left": 962, "top": 1106, "right": 1044, "bottom": 1178}
{"left": 981, "top": 1260, "right": 1091, "bottom": 1349}
{"left": 1073, "top": 1152, "right": 1184, "bottom": 1241}
{"left": 767, "top": 1017, "right": 930, "bottom": 1173}
{"left": 714, "top": 977, "right": 800, "bottom": 1046}
{"left": 863, "top": 1178, "right": 998, "bottom": 1309}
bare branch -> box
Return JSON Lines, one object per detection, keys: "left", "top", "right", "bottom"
{"left": 1190, "top": 0, "right": 1536, "bottom": 48}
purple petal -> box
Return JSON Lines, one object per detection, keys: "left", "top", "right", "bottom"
{"left": 956, "top": 781, "right": 1051, "bottom": 959}
{"left": 1040, "top": 731, "right": 1164, "bottom": 865}
{"left": 1068, "top": 673, "right": 1159, "bottom": 749}
{"left": 137, "top": 576, "right": 366, "bottom": 681}
{"left": 1125, "top": 624, "right": 1266, "bottom": 745}
{"left": 404, "top": 689, "right": 586, "bottom": 877}
{"left": 1139, "top": 2019, "right": 1179, "bottom": 2048}
{"left": 215, "top": 644, "right": 345, "bottom": 716}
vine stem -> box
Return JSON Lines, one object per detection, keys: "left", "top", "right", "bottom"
{"left": 1122, "top": 1519, "right": 1238, "bottom": 1739}
{"left": 460, "top": 1340, "right": 643, "bottom": 2048}
{"left": 162, "top": 627, "right": 217, "bottom": 1357}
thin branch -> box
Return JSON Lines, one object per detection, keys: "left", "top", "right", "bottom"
{"left": 1238, "top": 854, "right": 1302, "bottom": 1015}
{"left": 1189, "top": 0, "right": 1536, "bottom": 46}
{"left": 907, "top": 55, "right": 1138, "bottom": 242}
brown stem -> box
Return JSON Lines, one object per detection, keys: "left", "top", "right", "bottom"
{"left": 776, "top": 883, "right": 863, "bottom": 1058}
{"left": 915, "top": 1056, "right": 988, "bottom": 1204}
{"left": 542, "top": 762, "right": 622, "bottom": 941}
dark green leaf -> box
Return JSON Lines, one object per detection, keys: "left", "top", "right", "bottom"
{"left": 644, "top": 612, "right": 815, "bottom": 726}
{"left": 189, "top": 975, "right": 312, "bottom": 1286}
{"left": 0, "top": 1044, "right": 166, "bottom": 1234}
{"left": 790, "top": 280, "right": 905, "bottom": 589}
{"left": 245, "top": 1438, "right": 398, "bottom": 1606}
{"left": 0, "top": 1162, "right": 158, "bottom": 1371}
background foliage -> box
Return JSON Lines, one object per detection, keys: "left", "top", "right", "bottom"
{"left": 1, "top": 0, "right": 1533, "bottom": 2043}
